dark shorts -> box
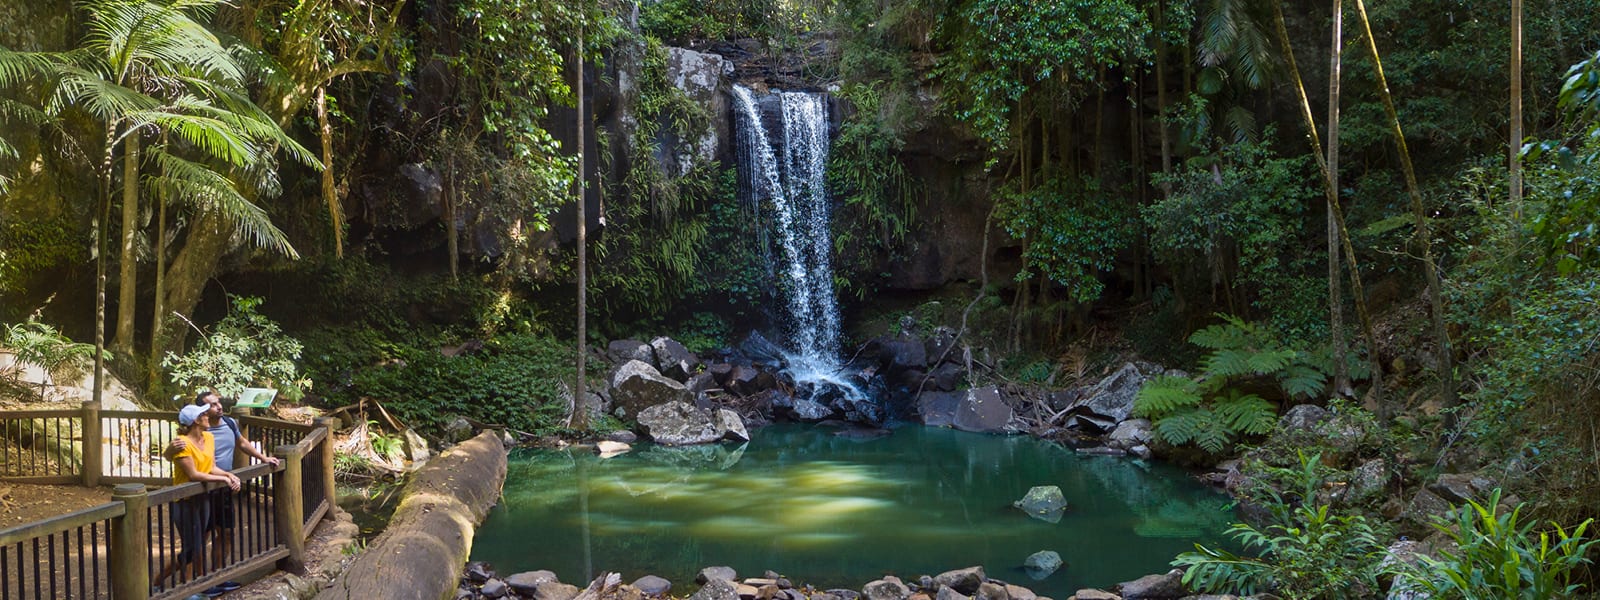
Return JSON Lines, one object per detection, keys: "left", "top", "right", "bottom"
{"left": 207, "top": 488, "right": 235, "bottom": 531}
{"left": 171, "top": 495, "right": 212, "bottom": 565}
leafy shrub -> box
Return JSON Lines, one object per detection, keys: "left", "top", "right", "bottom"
{"left": 320, "top": 332, "right": 585, "bottom": 437}
{"left": 998, "top": 175, "right": 1135, "bottom": 304}
{"left": 1, "top": 320, "right": 103, "bottom": 401}
{"left": 1395, "top": 489, "right": 1597, "bottom": 599}
{"left": 163, "top": 296, "right": 306, "bottom": 402}
{"left": 1135, "top": 315, "right": 1351, "bottom": 454}
{"left": 1176, "top": 453, "right": 1389, "bottom": 599}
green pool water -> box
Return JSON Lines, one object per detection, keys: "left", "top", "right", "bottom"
{"left": 470, "top": 424, "right": 1234, "bottom": 598}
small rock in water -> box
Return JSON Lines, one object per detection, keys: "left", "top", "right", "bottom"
{"left": 698, "top": 566, "right": 739, "bottom": 584}
{"left": 596, "top": 440, "right": 632, "bottom": 458}
{"left": 1022, "top": 550, "right": 1062, "bottom": 579}
{"left": 481, "top": 578, "right": 509, "bottom": 598}
{"left": 634, "top": 575, "right": 673, "bottom": 596}
{"left": 506, "top": 570, "right": 560, "bottom": 594}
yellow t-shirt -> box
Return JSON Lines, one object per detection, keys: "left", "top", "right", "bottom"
{"left": 171, "top": 431, "right": 216, "bottom": 485}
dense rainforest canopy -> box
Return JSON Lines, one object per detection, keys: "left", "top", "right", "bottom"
{"left": 4, "top": 0, "right": 1600, "bottom": 592}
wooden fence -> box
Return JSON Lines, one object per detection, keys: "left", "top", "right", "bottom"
{"left": 0, "top": 403, "right": 338, "bottom": 599}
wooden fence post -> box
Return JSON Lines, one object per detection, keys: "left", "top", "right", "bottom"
{"left": 82, "top": 401, "right": 101, "bottom": 488}
{"left": 110, "top": 483, "right": 149, "bottom": 600}
{"left": 315, "top": 417, "right": 338, "bottom": 510}
{"left": 273, "top": 444, "right": 307, "bottom": 575}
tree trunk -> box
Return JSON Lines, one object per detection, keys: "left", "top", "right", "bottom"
{"left": 1510, "top": 0, "right": 1523, "bottom": 222}
{"left": 114, "top": 133, "right": 140, "bottom": 358}
{"left": 316, "top": 86, "right": 342, "bottom": 258}
{"left": 446, "top": 154, "right": 459, "bottom": 281}
{"left": 572, "top": 31, "right": 589, "bottom": 431}
{"left": 1155, "top": 0, "right": 1173, "bottom": 198}
{"left": 148, "top": 150, "right": 167, "bottom": 392}
{"left": 1327, "top": 0, "right": 1350, "bottom": 397}
{"left": 1354, "top": 0, "right": 1454, "bottom": 416}
{"left": 93, "top": 126, "right": 115, "bottom": 409}
{"left": 159, "top": 208, "right": 231, "bottom": 355}
{"left": 1274, "top": 0, "right": 1380, "bottom": 407}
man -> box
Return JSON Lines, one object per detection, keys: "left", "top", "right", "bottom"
{"left": 169, "top": 390, "right": 281, "bottom": 596}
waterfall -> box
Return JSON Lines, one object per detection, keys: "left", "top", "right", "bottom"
{"left": 731, "top": 85, "right": 852, "bottom": 387}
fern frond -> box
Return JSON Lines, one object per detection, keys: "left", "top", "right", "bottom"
{"left": 1202, "top": 349, "right": 1254, "bottom": 378}
{"left": 1135, "top": 375, "right": 1204, "bottom": 417}
{"left": 1156, "top": 407, "right": 1209, "bottom": 446}
{"left": 1189, "top": 318, "right": 1253, "bottom": 350}
{"left": 1245, "top": 349, "right": 1296, "bottom": 375}
{"left": 1194, "top": 417, "right": 1234, "bottom": 454}
{"left": 1215, "top": 390, "right": 1277, "bottom": 436}
{"left": 1279, "top": 364, "right": 1327, "bottom": 398}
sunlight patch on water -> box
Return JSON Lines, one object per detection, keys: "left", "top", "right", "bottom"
{"left": 776, "top": 496, "right": 897, "bottom": 528}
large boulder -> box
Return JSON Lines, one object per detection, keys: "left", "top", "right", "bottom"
{"left": 953, "top": 387, "right": 1014, "bottom": 433}
{"left": 1116, "top": 570, "right": 1186, "bottom": 599}
{"left": 1067, "top": 363, "right": 1154, "bottom": 426}
{"left": 638, "top": 401, "right": 729, "bottom": 446}
{"left": 652, "top": 337, "right": 701, "bottom": 382}
{"left": 1429, "top": 472, "right": 1495, "bottom": 504}
{"left": 608, "top": 339, "right": 656, "bottom": 366}
{"left": 716, "top": 408, "right": 750, "bottom": 442}
{"left": 611, "top": 360, "right": 693, "bottom": 418}
{"left": 917, "top": 391, "right": 962, "bottom": 427}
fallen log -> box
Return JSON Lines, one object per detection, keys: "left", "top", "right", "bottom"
{"left": 316, "top": 431, "right": 507, "bottom": 600}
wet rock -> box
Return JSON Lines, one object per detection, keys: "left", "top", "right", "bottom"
{"left": 864, "top": 577, "right": 912, "bottom": 600}
{"left": 774, "top": 395, "right": 835, "bottom": 422}
{"left": 605, "top": 430, "right": 638, "bottom": 443}
{"left": 697, "top": 566, "right": 739, "bottom": 584}
{"left": 975, "top": 582, "right": 1009, "bottom": 600}
{"left": 1003, "top": 585, "right": 1036, "bottom": 600}
{"left": 465, "top": 562, "right": 495, "bottom": 584}
{"left": 1072, "top": 590, "right": 1119, "bottom": 600}
{"left": 1023, "top": 550, "right": 1063, "bottom": 578}
{"left": 954, "top": 387, "right": 1014, "bottom": 433}
{"left": 827, "top": 590, "right": 863, "bottom": 600}
{"left": 717, "top": 409, "right": 751, "bottom": 442}
{"left": 935, "top": 588, "right": 970, "bottom": 600}
{"left": 638, "top": 401, "right": 724, "bottom": 445}
{"left": 934, "top": 567, "right": 986, "bottom": 595}
{"left": 918, "top": 391, "right": 962, "bottom": 427}
{"left": 506, "top": 570, "right": 560, "bottom": 594}
{"left": 1108, "top": 419, "right": 1154, "bottom": 448}
{"left": 596, "top": 440, "right": 632, "bottom": 458}
{"left": 482, "top": 578, "right": 509, "bottom": 598}
{"left": 693, "top": 578, "right": 742, "bottom": 600}
{"left": 1076, "top": 447, "right": 1127, "bottom": 457}
{"left": 634, "top": 575, "right": 673, "bottom": 596}
{"left": 1014, "top": 486, "right": 1068, "bottom": 516}
{"left": 1117, "top": 570, "right": 1185, "bottom": 599}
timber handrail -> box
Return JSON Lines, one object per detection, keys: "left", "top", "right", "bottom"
{"left": 0, "top": 501, "right": 125, "bottom": 547}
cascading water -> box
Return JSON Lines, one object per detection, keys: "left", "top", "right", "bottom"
{"left": 731, "top": 85, "right": 865, "bottom": 404}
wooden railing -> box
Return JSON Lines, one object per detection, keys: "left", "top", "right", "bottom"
{"left": 0, "top": 405, "right": 340, "bottom": 600}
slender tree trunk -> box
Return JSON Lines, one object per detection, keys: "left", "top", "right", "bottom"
{"left": 573, "top": 31, "right": 589, "bottom": 431}
{"left": 1094, "top": 65, "right": 1106, "bottom": 179}
{"left": 148, "top": 142, "right": 167, "bottom": 392}
{"left": 446, "top": 154, "right": 459, "bottom": 280}
{"left": 1155, "top": 0, "right": 1173, "bottom": 198}
{"left": 1510, "top": 0, "right": 1523, "bottom": 225}
{"left": 1354, "top": 0, "right": 1454, "bottom": 415}
{"left": 1274, "top": 1, "right": 1381, "bottom": 409}
{"left": 1327, "top": 0, "right": 1351, "bottom": 396}
{"left": 114, "top": 133, "right": 140, "bottom": 357}
{"left": 316, "top": 86, "right": 342, "bottom": 258}
{"left": 94, "top": 126, "right": 116, "bottom": 409}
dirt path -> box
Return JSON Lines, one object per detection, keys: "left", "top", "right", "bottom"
{"left": 0, "top": 482, "right": 114, "bottom": 528}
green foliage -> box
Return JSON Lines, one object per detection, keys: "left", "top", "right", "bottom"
{"left": 367, "top": 421, "right": 403, "bottom": 458}
{"left": 162, "top": 295, "right": 305, "bottom": 402}
{"left": 1146, "top": 134, "right": 1322, "bottom": 339}
{"left": 1175, "top": 453, "right": 1388, "bottom": 599}
{"left": 1135, "top": 315, "right": 1346, "bottom": 454}
{"left": 1395, "top": 489, "right": 1597, "bottom": 600}
{"left": 315, "top": 332, "right": 584, "bottom": 437}
{"left": 639, "top": 0, "right": 781, "bottom": 44}
{"left": 998, "top": 175, "right": 1134, "bottom": 304}
{"left": 0, "top": 217, "right": 79, "bottom": 311}
{"left": 935, "top": 0, "right": 1150, "bottom": 150}
{"left": 829, "top": 81, "right": 918, "bottom": 300}
{"left": 0, "top": 319, "right": 104, "bottom": 401}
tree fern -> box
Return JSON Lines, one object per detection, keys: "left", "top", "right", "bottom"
{"left": 1214, "top": 389, "right": 1277, "bottom": 436}
{"left": 1135, "top": 374, "right": 1204, "bottom": 416}
{"left": 1188, "top": 313, "right": 1257, "bottom": 350}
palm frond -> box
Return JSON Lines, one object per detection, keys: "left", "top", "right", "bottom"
{"left": 147, "top": 149, "right": 297, "bottom": 258}
{"left": 129, "top": 109, "right": 255, "bottom": 166}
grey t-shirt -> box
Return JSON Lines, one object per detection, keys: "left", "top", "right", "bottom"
{"left": 206, "top": 418, "right": 240, "bottom": 471}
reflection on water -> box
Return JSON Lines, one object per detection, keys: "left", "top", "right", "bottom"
{"left": 472, "top": 425, "right": 1232, "bottom": 598}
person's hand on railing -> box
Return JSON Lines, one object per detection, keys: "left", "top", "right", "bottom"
{"left": 224, "top": 472, "right": 241, "bottom": 492}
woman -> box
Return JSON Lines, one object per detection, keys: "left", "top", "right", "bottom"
{"left": 153, "top": 403, "right": 241, "bottom": 590}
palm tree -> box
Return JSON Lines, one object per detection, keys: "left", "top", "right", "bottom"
{"left": 0, "top": 0, "right": 317, "bottom": 404}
